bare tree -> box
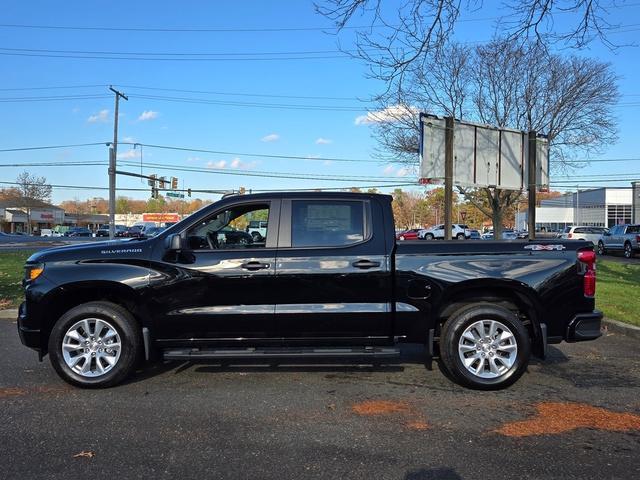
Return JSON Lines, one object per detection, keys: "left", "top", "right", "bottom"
{"left": 364, "top": 39, "right": 618, "bottom": 236}
{"left": 316, "top": 0, "right": 625, "bottom": 90}
{"left": 15, "top": 171, "right": 53, "bottom": 233}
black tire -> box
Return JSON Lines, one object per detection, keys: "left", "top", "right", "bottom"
{"left": 624, "top": 242, "right": 633, "bottom": 259}
{"left": 439, "top": 303, "right": 531, "bottom": 390}
{"left": 251, "top": 232, "right": 263, "bottom": 242}
{"left": 456, "top": 233, "right": 465, "bottom": 240}
{"left": 425, "top": 233, "right": 434, "bottom": 240}
{"left": 48, "top": 301, "right": 141, "bottom": 388}
{"left": 597, "top": 241, "right": 606, "bottom": 255}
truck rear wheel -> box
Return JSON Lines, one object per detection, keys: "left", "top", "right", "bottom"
{"left": 48, "top": 301, "right": 140, "bottom": 388}
{"left": 439, "top": 303, "right": 530, "bottom": 390}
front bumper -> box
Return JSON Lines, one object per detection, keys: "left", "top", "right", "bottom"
{"left": 566, "top": 310, "right": 603, "bottom": 342}
{"left": 17, "top": 302, "right": 43, "bottom": 355}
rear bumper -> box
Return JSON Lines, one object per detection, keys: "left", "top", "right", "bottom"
{"left": 566, "top": 310, "right": 603, "bottom": 342}
{"left": 17, "top": 302, "right": 43, "bottom": 355}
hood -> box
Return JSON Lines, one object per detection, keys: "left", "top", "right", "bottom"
{"left": 26, "top": 238, "right": 154, "bottom": 264}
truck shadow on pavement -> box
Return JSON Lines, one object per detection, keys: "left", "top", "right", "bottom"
{"left": 124, "top": 343, "right": 434, "bottom": 385}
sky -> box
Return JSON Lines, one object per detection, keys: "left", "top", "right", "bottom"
{"left": 1, "top": 0, "right": 640, "bottom": 204}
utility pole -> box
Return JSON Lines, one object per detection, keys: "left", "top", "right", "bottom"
{"left": 576, "top": 185, "right": 580, "bottom": 225}
{"left": 527, "top": 130, "right": 537, "bottom": 240}
{"left": 108, "top": 86, "right": 128, "bottom": 239}
{"left": 444, "top": 117, "right": 454, "bottom": 240}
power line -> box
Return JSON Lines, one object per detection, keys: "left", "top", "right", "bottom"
{"left": 0, "top": 142, "right": 107, "bottom": 153}
{"left": 117, "top": 160, "right": 411, "bottom": 183}
{"left": 119, "top": 142, "right": 382, "bottom": 163}
{"left": 128, "top": 93, "right": 364, "bottom": 111}
{"left": 0, "top": 46, "right": 361, "bottom": 57}
{"left": 0, "top": 94, "right": 111, "bottom": 102}
{"left": 0, "top": 51, "right": 350, "bottom": 62}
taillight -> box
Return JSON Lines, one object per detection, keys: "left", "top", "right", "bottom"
{"left": 636, "top": 235, "right": 640, "bottom": 243}
{"left": 577, "top": 250, "right": 596, "bottom": 297}
{"left": 568, "top": 233, "right": 573, "bottom": 239}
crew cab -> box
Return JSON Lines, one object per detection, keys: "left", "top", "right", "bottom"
{"left": 18, "top": 192, "right": 602, "bottom": 390}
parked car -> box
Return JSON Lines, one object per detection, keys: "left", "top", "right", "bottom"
{"left": 516, "top": 230, "right": 529, "bottom": 239}
{"left": 597, "top": 224, "right": 640, "bottom": 258}
{"left": 39, "top": 229, "right": 53, "bottom": 237}
{"left": 419, "top": 224, "right": 470, "bottom": 240}
{"left": 468, "top": 229, "right": 482, "bottom": 240}
{"left": 143, "top": 226, "right": 166, "bottom": 237}
{"left": 502, "top": 230, "right": 518, "bottom": 240}
{"left": 94, "top": 224, "right": 110, "bottom": 237}
{"left": 18, "top": 192, "right": 601, "bottom": 390}
{"left": 560, "top": 226, "right": 609, "bottom": 244}
{"left": 63, "top": 227, "right": 92, "bottom": 237}
{"left": 124, "top": 225, "right": 144, "bottom": 238}
{"left": 396, "top": 229, "right": 422, "bottom": 241}
{"left": 246, "top": 220, "right": 268, "bottom": 242}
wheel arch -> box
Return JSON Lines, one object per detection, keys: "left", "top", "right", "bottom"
{"left": 435, "top": 280, "right": 544, "bottom": 356}
{"left": 38, "top": 281, "right": 147, "bottom": 354}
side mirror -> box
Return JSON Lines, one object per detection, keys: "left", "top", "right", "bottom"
{"left": 166, "top": 233, "right": 183, "bottom": 251}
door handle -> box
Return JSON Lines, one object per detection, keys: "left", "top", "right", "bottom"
{"left": 352, "top": 259, "right": 381, "bottom": 269}
{"left": 241, "top": 261, "right": 270, "bottom": 271}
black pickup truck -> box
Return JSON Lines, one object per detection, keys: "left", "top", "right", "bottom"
{"left": 18, "top": 192, "right": 602, "bottom": 389}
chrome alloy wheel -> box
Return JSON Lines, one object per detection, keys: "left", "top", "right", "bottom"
{"left": 61, "top": 318, "right": 122, "bottom": 377}
{"left": 458, "top": 319, "right": 518, "bottom": 379}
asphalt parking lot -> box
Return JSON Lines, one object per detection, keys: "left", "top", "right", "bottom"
{"left": 1, "top": 317, "right": 639, "bottom": 480}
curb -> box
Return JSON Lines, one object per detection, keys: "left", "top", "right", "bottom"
{"left": 602, "top": 318, "right": 640, "bottom": 340}
{"left": 0, "top": 309, "right": 18, "bottom": 320}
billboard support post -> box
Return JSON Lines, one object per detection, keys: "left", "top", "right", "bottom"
{"left": 528, "top": 130, "right": 537, "bottom": 240}
{"left": 444, "top": 117, "right": 454, "bottom": 240}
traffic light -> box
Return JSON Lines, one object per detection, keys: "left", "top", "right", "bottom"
{"left": 148, "top": 174, "right": 156, "bottom": 187}
{"left": 151, "top": 186, "right": 159, "bottom": 199}
{"left": 187, "top": 188, "right": 192, "bottom": 197}
{"left": 171, "top": 177, "right": 178, "bottom": 190}
{"left": 159, "top": 176, "right": 167, "bottom": 189}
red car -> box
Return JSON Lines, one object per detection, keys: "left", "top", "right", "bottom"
{"left": 396, "top": 229, "right": 422, "bottom": 241}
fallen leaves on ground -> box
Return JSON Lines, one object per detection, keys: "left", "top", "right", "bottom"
{"left": 73, "top": 451, "right": 95, "bottom": 458}
{"left": 352, "top": 400, "right": 429, "bottom": 430}
{"left": 495, "top": 402, "right": 640, "bottom": 437}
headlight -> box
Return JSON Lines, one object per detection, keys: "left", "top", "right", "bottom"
{"left": 25, "top": 263, "right": 45, "bottom": 281}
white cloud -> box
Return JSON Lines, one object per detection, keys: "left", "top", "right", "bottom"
{"left": 323, "top": 160, "right": 333, "bottom": 166}
{"left": 261, "top": 133, "right": 280, "bottom": 142}
{"left": 87, "top": 109, "right": 109, "bottom": 123}
{"left": 383, "top": 165, "right": 395, "bottom": 175}
{"left": 315, "top": 137, "right": 332, "bottom": 145}
{"left": 138, "top": 110, "right": 159, "bottom": 121}
{"left": 207, "top": 160, "right": 227, "bottom": 169}
{"left": 354, "top": 104, "right": 418, "bottom": 126}
{"left": 122, "top": 136, "right": 135, "bottom": 143}
{"left": 117, "top": 149, "right": 139, "bottom": 159}
{"left": 396, "top": 167, "right": 409, "bottom": 177}
{"left": 206, "top": 157, "right": 256, "bottom": 170}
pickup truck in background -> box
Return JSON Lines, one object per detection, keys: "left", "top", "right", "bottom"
{"left": 18, "top": 192, "right": 602, "bottom": 390}
{"left": 597, "top": 224, "right": 640, "bottom": 258}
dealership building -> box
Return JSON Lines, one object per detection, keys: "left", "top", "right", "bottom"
{"left": 515, "top": 183, "right": 640, "bottom": 231}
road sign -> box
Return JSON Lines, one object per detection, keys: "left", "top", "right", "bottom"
{"left": 419, "top": 114, "right": 549, "bottom": 191}
{"left": 166, "top": 192, "right": 185, "bottom": 199}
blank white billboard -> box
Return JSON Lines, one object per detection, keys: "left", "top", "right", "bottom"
{"left": 419, "top": 114, "right": 549, "bottom": 191}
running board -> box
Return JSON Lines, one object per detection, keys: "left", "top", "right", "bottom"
{"left": 163, "top": 346, "right": 400, "bottom": 361}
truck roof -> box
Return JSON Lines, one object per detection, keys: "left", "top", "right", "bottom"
{"left": 222, "top": 191, "right": 393, "bottom": 202}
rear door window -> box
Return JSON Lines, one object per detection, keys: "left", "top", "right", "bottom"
{"left": 291, "top": 200, "right": 366, "bottom": 248}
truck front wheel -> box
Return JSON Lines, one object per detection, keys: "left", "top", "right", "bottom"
{"left": 48, "top": 301, "right": 141, "bottom": 388}
{"left": 439, "top": 304, "right": 530, "bottom": 390}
